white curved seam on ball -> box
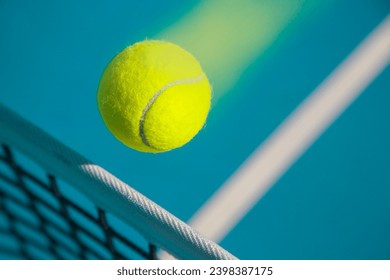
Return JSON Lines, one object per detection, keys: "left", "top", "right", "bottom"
{"left": 139, "top": 74, "right": 204, "bottom": 149}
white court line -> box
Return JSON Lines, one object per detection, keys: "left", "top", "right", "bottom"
{"left": 189, "top": 14, "right": 390, "bottom": 243}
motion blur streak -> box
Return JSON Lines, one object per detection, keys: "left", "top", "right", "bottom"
{"left": 159, "top": 0, "right": 305, "bottom": 100}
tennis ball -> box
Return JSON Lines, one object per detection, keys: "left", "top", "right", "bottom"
{"left": 97, "top": 40, "right": 211, "bottom": 153}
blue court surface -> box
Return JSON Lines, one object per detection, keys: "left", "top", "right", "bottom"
{"left": 1, "top": 0, "right": 389, "bottom": 259}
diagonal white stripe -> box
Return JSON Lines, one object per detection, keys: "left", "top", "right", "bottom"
{"left": 189, "top": 14, "right": 390, "bottom": 243}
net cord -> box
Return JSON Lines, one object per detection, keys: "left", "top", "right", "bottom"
{"left": 0, "top": 103, "right": 237, "bottom": 260}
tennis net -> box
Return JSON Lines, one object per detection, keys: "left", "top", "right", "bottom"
{"left": 0, "top": 103, "right": 236, "bottom": 260}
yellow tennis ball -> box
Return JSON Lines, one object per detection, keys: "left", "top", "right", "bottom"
{"left": 97, "top": 40, "right": 211, "bottom": 153}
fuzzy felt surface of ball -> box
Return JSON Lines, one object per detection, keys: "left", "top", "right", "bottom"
{"left": 97, "top": 40, "right": 211, "bottom": 153}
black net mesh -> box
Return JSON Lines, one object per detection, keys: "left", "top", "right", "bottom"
{"left": 0, "top": 144, "right": 157, "bottom": 260}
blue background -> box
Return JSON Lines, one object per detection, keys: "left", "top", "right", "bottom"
{"left": 1, "top": 0, "right": 389, "bottom": 259}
